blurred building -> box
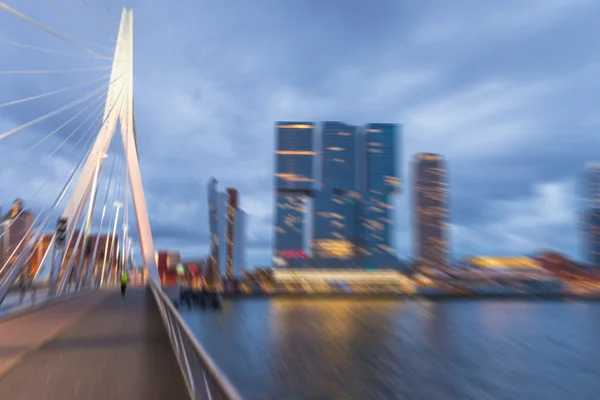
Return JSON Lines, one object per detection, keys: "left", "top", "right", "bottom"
{"left": 1, "top": 199, "right": 34, "bottom": 272}
{"left": 413, "top": 153, "right": 449, "bottom": 269}
{"left": 156, "top": 250, "right": 181, "bottom": 286}
{"left": 207, "top": 179, "right": 248, "bottom": 282}
{"left": 359, "top": 123, "right": 401, "bottom": 268}
{"left": 272, "top": 121, "right": 401, "bottom": 270}
{"left": 312, "top": 122, "right": 360, "bottom": 268}
{"left": 29, "top": 232, "right": 119, "bottom": 282}
{"left": 234, "top": 210, "right": 247, "bottom": 278}
{"left": 273, "top": 122, "right": 315, "bottom": 268}
{"left": 467, "top": 256, "right": 542, "bottom": 271}
{"left": 583, "top": 163, "right": 600, "bottom": 267}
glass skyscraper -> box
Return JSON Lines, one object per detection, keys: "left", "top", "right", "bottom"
{"left": 273, "top": 122, "right": 315, "bottom": 267}
{"left": 359, "top": 123, "right": 401, "bottom": 267}
{"left": 272, "top": 120, "right": 400, "bottom": 269}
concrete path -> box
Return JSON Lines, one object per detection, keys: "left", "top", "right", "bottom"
{"left": 0, "top": 288, "right": 189, "bottom": 399}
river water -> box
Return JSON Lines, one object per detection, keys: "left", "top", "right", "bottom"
{"left": 182, "top": 298, "right": 600, "bottom": 399}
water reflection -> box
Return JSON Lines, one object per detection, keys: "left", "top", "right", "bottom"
{"left": 182, "top": 299, "right": 600, "bottom": 400}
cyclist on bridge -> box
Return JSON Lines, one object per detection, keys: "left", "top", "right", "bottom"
{"left": 120, "top": 270, "right": 129, "bottom": 298}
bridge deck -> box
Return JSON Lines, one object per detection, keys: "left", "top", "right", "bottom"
{"left": 0, "top": 288, "right": 189, "bottom": 399}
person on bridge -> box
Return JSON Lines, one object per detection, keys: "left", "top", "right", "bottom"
{"left": 120, "top": 270, "right": 129, "bottom": 298}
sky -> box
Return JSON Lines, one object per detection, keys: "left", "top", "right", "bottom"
{"left": 0, "top": 0, "right": 599, "bottom": 268}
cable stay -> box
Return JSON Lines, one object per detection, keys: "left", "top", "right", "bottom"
{"left": 61, "top": 153, "right": 123, "bottom": 292}
{"left": 104, "top": 156, "right": 125, "bottom": 287}
{"left": 103, "top": 0, "right": 113, "bottom": 16}
{"left": 0, "top": 1, "right": 112, "bottom": 60}
{"left": 0, "top": 73, "right": 124, "bottom": 142}
{"left": 83, "top": 156, "right": 118, "bottom": 286}
{"left": 0, "top": 95, "right": 109, "bottom": 209}
{"left": 0, "top": 89, "right": 108, "bottom": 175}
{"left": 80, "top": 0, "right": 117, "bottom": 42}
{"left": 0, "top": 65, "right": 112, "bottom": 75}
{"left": 99, "top": 158, "right": 123, "bottom": 286}
{"left": 32, "top": 119, "right": 103, "bottom": 281}
{"left": 46, "top": 80, "right": 126, "bottom": 161}
{"left": 0, "top": 73, "right": 111, "bottom": 109}
{"left": 0, "top": 39, "right": 113, "bottom": 60}
{"left": 0, "top": 109, "right": 102, "bottom": 236}
{"left": 0, "top": 115, "right": 102, "bottom": 303}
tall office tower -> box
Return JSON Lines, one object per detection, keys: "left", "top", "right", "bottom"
{"left": 234, "top": 210, "right": 247, "bottom": 277}
{"left": 273, "top": 122, "right": 315, "bottom": 267}
{"left": 360, "top": 123, "right": 401, "bottom": 268}
{"left": 225, "top": 188, "right": 238, "bottom": 281}
{"left": 206, "top": 178, "right": 223, "bottom": 290}
{"left": 413, "top": 153, "right": 449, "bottom": 269}
{"left": 583, "top": 164, "right": 600, "bottom": 267}
{"left": 1, "top": 199, "right": 34, "bottom": 271}
{"left": 312, "top": 122, "right": 360, "bottom": 267}
{"left": 217, "top": 191, "right": 229, "bottom": 277}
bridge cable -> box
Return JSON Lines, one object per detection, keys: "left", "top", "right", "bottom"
{"left": 0, "top": 89, "right": 109, "bottom": 175}
{"left": 103, "top": 0, "right": 112, "bottom": 16}
{"left": 0, "top": 73, "right": 111, "bottom": 109}
{"left": 85, "top": 156, "right": 118, "bottom": 287}
{"left": 99, "top": 157, "right": 123, "bottom": 287}
{"left": 0, "top": 65, "right": 112, "bottom": 75}
{"left": 0, "top": 105, "right": 105, "bottom": 242}
{"left": 0, "top": 118, "right": 101, "bottom": 301}
{"left": 80, "top": 0, "right": 117, "bottom": 42}
{"left": 0, "top": 73, "right": 124, "bottom": 142}
{"left": 31, "top": 83, "right": 127, "bottom": 281}
{"left": 0, "top": 39, "right": 112, "bottom": 60}
{"left": 0, "top": 1, "right": 112, "bottom": 60}
{"left": 104, "top": 155, "right": 125, "bottom": 286}
{"left": 30, "top": 117, "right": 105, "bottom": 281}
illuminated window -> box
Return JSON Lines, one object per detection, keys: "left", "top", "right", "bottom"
{"left": 277, "top": 124, "right": 313, "bottom": 129}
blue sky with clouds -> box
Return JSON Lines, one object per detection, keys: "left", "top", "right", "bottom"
{"left": 0, "top": 0, "right": 599, "bottom": 267}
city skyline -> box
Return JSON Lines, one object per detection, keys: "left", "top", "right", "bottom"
{"left": 0, "top": 1, "right": 598, "bottom": 267}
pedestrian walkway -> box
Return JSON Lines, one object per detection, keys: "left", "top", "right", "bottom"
{"left": 0, "top": 288, "right": 49, "bottom": 318}
{"left": 0, "top": 288, "right": 189, "bottom": 399}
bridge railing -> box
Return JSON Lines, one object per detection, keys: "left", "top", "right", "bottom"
{"left": 148, "top": 281, "right": 244, "bottom": 400}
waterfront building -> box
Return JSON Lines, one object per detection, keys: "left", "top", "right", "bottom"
{"left": 273, "top": 122, "right": 315, "bottom": 267}
{"left": 272, "top": 121, "right": 401, "bottom": 270}
{"left": 413, "top": 153, "right": 449, "bottom": 269}
{"left": 207, "top": 178, "right": 247, "bottom": 280}
{"left": 583, "top": 164, "right": 600, "bottom": 267}
{"left": 1, "top": 199, "right": 34, "bottom": 271}
{"left": 358, "top": 123, "right": 401, "bottom": 268}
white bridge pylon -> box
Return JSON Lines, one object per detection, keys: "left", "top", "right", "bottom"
{"left": 60, "top": 8, "right": 159, "bottom": 283}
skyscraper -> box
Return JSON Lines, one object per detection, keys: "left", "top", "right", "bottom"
{"left": 272, "top": 120, "right": 401, "bottom": 269}
{"left": 234, "top": 210, "right": 247, "bottom": 277}
{"left": 208, "top": 179, "right": 247, "bottom": 280}
{"left": 413, "top": 153, "right": 449, "bottom": 269}
{"left": 206, "top": 178, "right": 223, "bottom": 290}
{"left": 583, "top": 163, "right": 600, "bottom": 267}
{"left": 312, "top": 122, "right": 360, "bottom": 266}
{"left": 359, "top": 123, "right": 401, "bottom": 268}
{"left": 225, "top": 188, "right": 238, "bottom": 281}
{"left": 273, "top": 122, "right": 315, "bottom": 267}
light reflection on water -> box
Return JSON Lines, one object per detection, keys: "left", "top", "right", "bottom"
{"left": 182, "top": 299, "right": 600, "bottom": 400}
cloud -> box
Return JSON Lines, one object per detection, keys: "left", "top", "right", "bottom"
{"left": 0, "top": 0, "right": 599, "bottom": 269}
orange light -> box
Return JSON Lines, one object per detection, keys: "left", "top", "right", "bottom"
{"left": 276, "top": 151, "right": 315, "bottom": 155}
{"left": 277, "top": 124, "right": 313, "bottom": 129}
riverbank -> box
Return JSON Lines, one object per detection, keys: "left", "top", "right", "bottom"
{"left": 221, "top": 291, "right": 600, "bottom": 301}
